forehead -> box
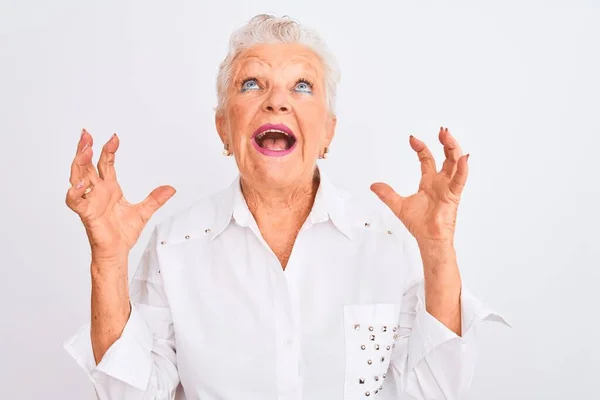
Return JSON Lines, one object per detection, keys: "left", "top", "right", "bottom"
{"left": 232, "top": 43, "right": 324, "bottom": 77}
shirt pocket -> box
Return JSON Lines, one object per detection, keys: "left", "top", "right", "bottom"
{"left": 343, "top": 303, "right": 401, "bottom": 399}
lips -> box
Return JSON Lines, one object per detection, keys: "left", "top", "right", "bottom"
{"left": 252, "top": 123, "right": 297, "bottom": 157}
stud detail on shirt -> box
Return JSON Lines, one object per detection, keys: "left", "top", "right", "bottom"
{"left": 365, "top": 392, "right": 371, "bottom": 396}
{"left": 386, "top": 230, "right": 393, "bottom": 235}
{"left": 374, "top": 376, "right": 380, "bottom": 382}
{"left": 160, "top": 241, "right": 166, "bottom": 245}
{"left": 354, "top": 324, "right": 361, "bottom": 330}
{"left": 361, "top": 345, "right": 366, "bottom": 350}
{"left": 382, "top": 326, "right": 387, "bottom": 332}
{"left": 204, "top": 228, "right": 211, "bottom": 234}
{"left": 185, "top": 235, "right": 190, "bottom": 240}
{"left": 368, "top": 326, "right": 374, "bottom": 331}
{"left": 359, "top": 378, "right": 365, "bottom": 384}
{"left": 374, "top": 344, "right": 379, "bottom": 350}
{"left": 369, "top": 334, "right": 375, "bottom": 341}
{"left": 367, "top": 359, "right": 372, "bottom": 365}
{"left": 364, "top": 222, "right": 370, "bottom": 227}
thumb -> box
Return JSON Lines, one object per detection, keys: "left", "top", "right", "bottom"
{"left": 139, "top": 185, "right": 177, "bottom": 222}
{"left": 370, "top": 182, "right": 404, "bottom": 215}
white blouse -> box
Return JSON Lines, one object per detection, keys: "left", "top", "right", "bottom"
{"left": 64, "top": 170, "right": 507, "bottom": 400}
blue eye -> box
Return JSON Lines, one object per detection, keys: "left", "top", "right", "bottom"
{"left": 241, "top": 79, "right": 260, "bottom": 91}
{"left": 295, "top": 81, "right": 313, "bottom": 94}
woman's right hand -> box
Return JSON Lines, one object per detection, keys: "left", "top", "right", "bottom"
{"left": 65, "top": 129, "right": 176, "bottom": 265}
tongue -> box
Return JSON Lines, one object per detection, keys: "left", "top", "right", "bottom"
{"left": 262, "top": 138, "right": 288, "bottom": 150}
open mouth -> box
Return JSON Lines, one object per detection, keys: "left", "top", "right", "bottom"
{"left": 252, "top": 124, "right": 297, "bottom": 156}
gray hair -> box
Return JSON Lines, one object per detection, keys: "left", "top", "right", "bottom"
{"left": 215, "top": 14, "right": 340, "bottom": 116}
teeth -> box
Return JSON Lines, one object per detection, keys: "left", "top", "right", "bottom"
{"left": 256, "top": 129, "right": 290, "bottom": 140}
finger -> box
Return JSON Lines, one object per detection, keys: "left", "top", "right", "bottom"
{"left": 409, "top": 134, "right": 437, "bottom": 182}
{"left": 69, "top": 129, "right": 100, "bottom": 187}
{"left": 65, "top": 179, "right": 88, "bottom": 212}
{"left": 448, "top": 154, "right": 470, "bottom": 197}
{"left": 370, "top": 182, "right": 405, "bottom": 216}
{"left": 439, "top": 127, "right": 463, "bottom": 178}
{"left": 97, "top": 134, "right": 120, "bottom": 181}
{"left": 138, "top": 185, "right": 177, "bottom": 222}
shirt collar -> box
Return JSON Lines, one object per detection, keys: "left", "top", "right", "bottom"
{"left": 209, "top": 167, "right": 353, "bottom": 240}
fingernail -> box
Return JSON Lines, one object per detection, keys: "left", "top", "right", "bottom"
{"left": 80, "top": 129, "right": 85, "bottom": 138}
{"left": 76, "top": 180, "right": 84, "bottom": 189}
{"left": 466, "top": 153, "right": 470, "bottom": 161}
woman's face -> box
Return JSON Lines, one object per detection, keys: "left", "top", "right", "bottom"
{"left": 216, "top": 43, "right": 336, "bottom": 190}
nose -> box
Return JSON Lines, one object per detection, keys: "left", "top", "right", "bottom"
{"left": 263, "top": 88, "right": 292, "bottom": 114}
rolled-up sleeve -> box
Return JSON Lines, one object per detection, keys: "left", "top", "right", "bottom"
{"left": 63, "top": 227, "right": 180, "bottom": 399}
{"left": 384, "top": 232, "right": 510, "bottom": 399}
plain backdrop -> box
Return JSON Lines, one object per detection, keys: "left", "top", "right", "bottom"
{"left": 1, "top": 0, "right": 599, "bottom": 399}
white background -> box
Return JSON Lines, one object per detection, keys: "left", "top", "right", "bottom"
{"left": 1, "top": 0, "right": 599, "bottom": 399}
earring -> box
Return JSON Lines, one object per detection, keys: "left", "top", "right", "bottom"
{"left": 222, "top": 144, "right": 232, "bottom": 156}
{"left": 319, "top": 147, "right": 329, "bottom": 159}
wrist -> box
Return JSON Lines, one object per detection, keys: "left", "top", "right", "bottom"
{"left": 91, "top": 255, "right": 129, "bottom": 281}
{"left": 417, "top": 239, "right": 456, "bottom": 263}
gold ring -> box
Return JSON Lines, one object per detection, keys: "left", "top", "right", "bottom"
{"left": 82, "top": 185, "right": 93, "bottom": 199}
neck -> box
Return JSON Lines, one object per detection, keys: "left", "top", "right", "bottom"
{"left": 241, "top": 167, "right": 320, "bottom": 231}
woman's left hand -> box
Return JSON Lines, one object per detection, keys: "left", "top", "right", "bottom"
{"left": 371, "top": 127, "right": 469, "bottom": 244}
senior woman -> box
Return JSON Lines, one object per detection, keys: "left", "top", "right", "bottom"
{"left": 64, "top": 14, "right": 506, "bottom": 400}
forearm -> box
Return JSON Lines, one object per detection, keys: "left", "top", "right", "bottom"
{"left": 418, "top": 240, "right": 462, "bottom": 336}
{"left": 90, "top": 258, "right": 131, "bottom": 365}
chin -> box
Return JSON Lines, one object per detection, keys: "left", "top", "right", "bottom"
{"left": 249, "top": 164, "right": 303, "bottom": 189}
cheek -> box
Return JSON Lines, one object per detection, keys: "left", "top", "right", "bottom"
{"left": 296, "top": 104, "right": 329, "bottom": 144}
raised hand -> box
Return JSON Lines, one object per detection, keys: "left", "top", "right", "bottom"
{"left": 370, "top": 127, "right": 469, "bottom": 244}
{"left": 65, "top": 129, "right": 176, "bottom": 262}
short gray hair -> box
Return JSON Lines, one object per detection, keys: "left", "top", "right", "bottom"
{"left": 215, "top": 14, "right": 340, "bottom": 116}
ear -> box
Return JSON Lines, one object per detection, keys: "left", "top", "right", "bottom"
{"left": 324, "top": 113, "right": 337, "bottom": 147}
{"left": 215, "top": 112, "right": 228, "bottom": 144}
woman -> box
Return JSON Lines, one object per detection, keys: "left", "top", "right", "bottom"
{"left": 64, "top": 14, "right": 506, "bottom": 400}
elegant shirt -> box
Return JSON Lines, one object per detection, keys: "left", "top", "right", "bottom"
{"left": 64, "top": 170, "right": 507, "bottom": 400}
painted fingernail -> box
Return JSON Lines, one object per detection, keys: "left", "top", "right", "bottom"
{"left": 466, "top": 153, "right": 470, "bottom": 161}
{"left": 76, "top": 180, "right": 84, "bottom": 189}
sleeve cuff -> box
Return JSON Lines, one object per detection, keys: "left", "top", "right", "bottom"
{"left": 63, "top": 303, "right": 155, "bottom": 391}
{"left": 407, "top": 285, "right": 510, "bottom": 368}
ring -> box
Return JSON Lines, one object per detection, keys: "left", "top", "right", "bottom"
{"left": 81, "top": 185, "right": 93, "bottom": 199}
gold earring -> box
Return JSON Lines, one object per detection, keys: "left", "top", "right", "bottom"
{"left": 222, "top": 144, "right": 232, "bottom": 156}
{"left": 319, "top": 147, "right": 329, "bottom": 159}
